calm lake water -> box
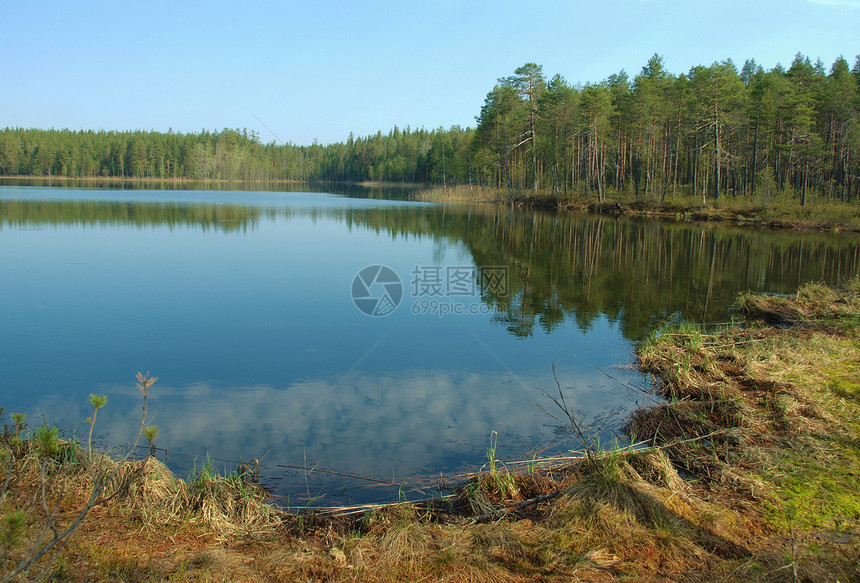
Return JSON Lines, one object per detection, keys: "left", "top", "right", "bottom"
{"left": 1, "top": 184, "right": 858, "bottom": 506}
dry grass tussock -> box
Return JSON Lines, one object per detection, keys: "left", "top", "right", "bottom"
{"left": 107, "top": 456, "right": 286, "bottom": 538}
{"left": 737, "top": 279, "right": 859, "bottom": 326}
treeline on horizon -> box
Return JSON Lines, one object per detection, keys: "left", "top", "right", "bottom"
{"left": 2, "top": 51, "right": 859, "bottom": 205}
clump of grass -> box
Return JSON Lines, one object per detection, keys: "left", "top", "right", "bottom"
{"left": 181, "top": 463, "right": 281, "bottom": 537}
{"left": 736, "top": 291, "right": 803, "bottom": 325}
{"left": 112, "top": 454, "right": 284, "bottom": 539}
{"left": 108, "top": 456, "right": 184, "bottom": 525}
{"left": 739, "top": 279, "right": 860, "bottom": 329}
{"left": 627, "top": 448, "right": 687, "bottom": 492}
{"left": 638, "top": 321, "right": 721, "bottom": 400}
{"left": 483, "top": 431, "right": 519, "bottom": 501}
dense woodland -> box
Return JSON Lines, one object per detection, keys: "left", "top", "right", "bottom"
{"left": 2, "top": 52, "right": 859, "bottom": 205}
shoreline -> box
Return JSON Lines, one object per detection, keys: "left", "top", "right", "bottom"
{"left": 2, "top": 280, "right": 858, "bottom": 580}
{"left": 0, "top": 174, "right": 307, "bottom": 185}
{"left": 412, "top": 185, "right": 860, "bottom": 233}
{"left": 3, "top": 175, "right": 859, "bottom": 232}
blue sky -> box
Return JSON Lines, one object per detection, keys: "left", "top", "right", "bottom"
{"left": 2, "top": 0, "right": 857, "bottom": 146}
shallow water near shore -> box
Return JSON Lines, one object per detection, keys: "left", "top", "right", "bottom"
{"left": 1, "top": 183, "right": 858, "bottom": 506}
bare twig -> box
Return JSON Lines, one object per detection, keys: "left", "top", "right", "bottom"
{"left": 534, "top": 363, "right": 597, "bottom": 466}
{"left": 277, "top": 464, "right": 401, "bottom": 486}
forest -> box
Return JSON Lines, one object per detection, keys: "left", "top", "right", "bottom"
{"left": 2, "top": 52, "right": 859, "bottom": 205}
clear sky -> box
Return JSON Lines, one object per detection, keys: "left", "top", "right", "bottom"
{"left": 2, "top": 0, "right": 857, "bottom": 146}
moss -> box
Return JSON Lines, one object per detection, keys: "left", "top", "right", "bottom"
{"left": 759, "top": 443, "right": 860, "bottom": 530}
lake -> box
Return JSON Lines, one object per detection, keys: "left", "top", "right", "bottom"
{"left": 1, "top": 183, "right": 858, "bottom": 507}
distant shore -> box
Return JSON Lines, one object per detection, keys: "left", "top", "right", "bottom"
{"left": 412, "top": 184, "right": 860, "bottom": 232}
{"left": 0, "top": 174, "right": 307, "bottom": 185}
{"left": 4, "top": 175, "right": 859, "bottom": 232}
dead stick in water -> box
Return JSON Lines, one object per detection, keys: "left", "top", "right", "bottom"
{"left": 276, "top": 464, "right": 400, "bottom": 486}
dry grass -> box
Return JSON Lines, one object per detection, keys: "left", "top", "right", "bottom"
{"left": 108, "top": 457, "right": 286, "bottom": 539}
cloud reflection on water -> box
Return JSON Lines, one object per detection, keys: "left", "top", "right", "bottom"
{"left": 33, "top": 364, "right": 648, "bottom": 502}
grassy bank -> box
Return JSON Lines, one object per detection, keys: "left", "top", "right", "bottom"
{"left": 2, "top": 282, "right": 859, "bottom": 581}
{"left": 413, "top": 185, "right": 860, "bottom": 231}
